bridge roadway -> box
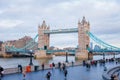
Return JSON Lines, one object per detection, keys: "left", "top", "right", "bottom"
{"left": 1, "top": 60, "right": 120, "bottom": 80}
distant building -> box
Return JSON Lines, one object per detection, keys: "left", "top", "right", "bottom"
{"left": 94, "top": 45, "right": 101, "bottom": 51}
{"left": 3, "top": 36, "right": 37, "bottom": 51}
{"left": 90, "top": 42, "right": 93, "bottom": 50}
{"left": 0, "top": 41, "right": 3, "bottom": 51}
{"left": 63, "top": 47, "right": 76, "bottom": 50}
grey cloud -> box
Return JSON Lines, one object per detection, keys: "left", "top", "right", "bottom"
{"left": 0, "top": 0, "right": 120, "bottom": 47}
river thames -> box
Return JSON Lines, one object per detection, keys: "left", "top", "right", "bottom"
{"left": 0, "top": 54, "right": 119, "bottom": 68}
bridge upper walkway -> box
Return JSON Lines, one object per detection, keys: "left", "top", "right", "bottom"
{"left": 5, "top": 28, "right": 120, "bottom": 54}
{"left": 44, "top": 28, "right": 78, "bottom": 34}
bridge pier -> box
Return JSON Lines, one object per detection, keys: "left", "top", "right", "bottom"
{"left": 34, "top": 50, "right": 52, "bottom": 59}
{"left": 75, "top": 52, "right": 93, "bottom": 60}
{"left": 75, "top": 17, "right": 93, "bottom": 60}
{"left": 35, "top": 21, "right": 52, "bottom": 59}
{"left": 3, "top": 53, "right": 13, "bottom": 58}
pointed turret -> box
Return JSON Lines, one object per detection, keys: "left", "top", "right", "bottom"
{"left": 41, "top": 20, "right": 47, "bottom": 27}
{"left": 78, "top": 19, "right": 81, "bottom": 24}
{"left": 38, "top": 24, "right": 40, "bottom": 28}
{"left": 81, "top": 16, "right": 87, "bottom": 24}
{"left": 88, "top": 21, "right": 90, "bottom": 26}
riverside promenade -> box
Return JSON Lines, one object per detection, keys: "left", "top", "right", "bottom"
{"left": 1, "top": 59, "right": 120, "bottom": 80}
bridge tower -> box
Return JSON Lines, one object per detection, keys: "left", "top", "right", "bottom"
{"left": 35, "top": 21, "right": 52, "bottom": 59}
{"left": 75, "top": 17, "right": 90, "bottom": 60}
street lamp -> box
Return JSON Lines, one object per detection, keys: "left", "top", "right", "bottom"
{"left": 65, "top": 50, "right": 68, "bottom": 63}
{"left": 113, "top": 52, "right": 115, "bottom": 59}
{"left": 103, "top": 53, "right": 105, "bottom": 60}
{"left": 103, "top": 53, "right": 107, "bottom": 71}
{"left": 29, "top": 50, "right": 33, "bottom": 65}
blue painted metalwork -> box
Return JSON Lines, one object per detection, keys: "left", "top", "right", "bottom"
{"left": 86, "top": 31, "right": 120, "bottom": 52}
{"left": 44, "top": 28, "right": 78, "bottom": 34}
{"left": 5, "top": 27, "right": 120, "bottom": 54}
{"left": 5, "top": 34, "right": 38, "bottom": 53}
{"left": 46, "top": 50, "right": 76, "bottom": 54}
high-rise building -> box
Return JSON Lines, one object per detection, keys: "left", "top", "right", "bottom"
{"left": 90, "top": 42, "right": 93, "bottom": 50}
{"left": 94, "top": 45, "right": 101, "bottom": 51}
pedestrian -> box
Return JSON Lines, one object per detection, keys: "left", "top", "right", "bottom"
{"left": 83, "top": 60, "right": 86, "bottom": 66}
{"left": 46, "top": 71, "right": 51, "bottom": 80}
{"left": 71, "top": 61, "right": 74, "bottom": 66}
{"left": 114, "top": 74, "right": 119, "bottom": 80}
{"left": 62, "top": 63, "right": 66, "bottom": 71}
{"left": 41, "top": 63, "right": 44, "bottom": 70}
{"left": 52, "top": 62, "right": 55, "bottom": 68}
{"left": 22, "top": 70, "right": 26, "bottom": 80}
{"left": 18, "top": 64, "right": 22, "bottom": 73}
{"left": 64, "top": 69, "right": 68, "bottom": 78}
{"left": 0, "top": 66, "right": 4, "bottom": 77}
{"left": 104, "top": 66, "right": 107, "bottom": 71}
{"left": 50, "top": 64, "right": 53, "bottom": 69}
{"left": 111, "top": 74, "right": 115, "bottom": 80}
{"left": 58, "top": 62, "right": 61, "bottom": 69}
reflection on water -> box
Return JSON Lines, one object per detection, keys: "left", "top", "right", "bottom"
{"left": 0, "top": 54, "right": 120, "bottom": 68}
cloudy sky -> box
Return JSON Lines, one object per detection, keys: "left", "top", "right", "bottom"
{"left": 0, "top": 0, "right": 120, "bottom": 48}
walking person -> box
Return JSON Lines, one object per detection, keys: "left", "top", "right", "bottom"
{"left": 18, "top": 64, "right": 22, "bottom": 73}
{"left": 62, "top": 63, "right": 66, "bottom": 71}
{"left": 52, "top": 62, "right": 55, "bottom": 69}
{"left": 22, "top": 70, "right": 26, "bottom": 80}
{"left": 64, "top": 69, "right": 68, "bottom": 78}
{"left": 41, "top": 63, "right": 44, "bottom": 70}
{"left": 0, "top": 66, "right": 4, "bottom": 77}
{"left": 46, "top": 71, "right": 51, "bottom": 80}
{"left": 58, "top": 62, "right": 61, "bottom": 69}
{"left": 71, "top": 61, "right": 74, "bottom": 66}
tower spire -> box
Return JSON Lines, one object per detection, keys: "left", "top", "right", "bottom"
{"left": 81, "top": 16, "right": 87, "bottom": 24}
{"left": 78, "top": 19, "right": 81, "bottom": 24}
{"left": 41, "top": 20, "right": 47, "bottom": 27}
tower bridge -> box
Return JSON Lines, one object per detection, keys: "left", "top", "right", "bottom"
{"left": 3, "top": 17, "right": 120, "bottom": 59}
{"left": 35, "top": 16, "right": 90, "bottom": 60}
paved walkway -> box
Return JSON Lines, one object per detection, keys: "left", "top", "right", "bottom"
{"left": 1, "top": 61, "right": 120, "bottom": 80}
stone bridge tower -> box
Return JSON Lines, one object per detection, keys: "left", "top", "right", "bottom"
{"left": 75, "top": 17, "right": 90, "bottom": 60}
{"left": 38, "top": 20, "right": 50, "bottom": 50}
{"left": 35, "top": 21, "right": 51, "bottom": 58}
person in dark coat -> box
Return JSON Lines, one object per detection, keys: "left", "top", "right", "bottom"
{"left": 52, "top": 62, "right": 55, "bottom": 68}
{"left": 64, "top": 69, "right": 68, "bottom": 77}
{"left": 42, "top": 63, "right": 44, "bottom": 70}
{"left": 18, "top": 64, "right": 22, "bottom": 73}
{"left": 0, "top": 66, "right": 4, "bottom": 77}
{"left": 46, "top": 71, "right": 51, "bottom": 80}
{"left": 58, "top": 62, "right": 61, "bottom": 68}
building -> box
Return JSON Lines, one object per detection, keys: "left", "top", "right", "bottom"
{"left": 0, "top": 41, "right": 3, "bottom": 51}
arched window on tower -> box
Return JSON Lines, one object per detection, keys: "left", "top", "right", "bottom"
{"left": 86, "top": 45, "right": 89, "bottom": 50}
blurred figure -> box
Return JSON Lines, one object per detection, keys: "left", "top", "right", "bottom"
{"left": 0, "top": 66, "right": 4, "bottom": 77}
{"left": 46, "top": 71, "right": 51, "bottom": 80}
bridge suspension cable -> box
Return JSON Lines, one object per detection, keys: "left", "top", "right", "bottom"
{"left": 87, "top": 31, "right": 120, "bottom": 51}
{"left": 5, "top": 34, "right": 38, "bottom": 52}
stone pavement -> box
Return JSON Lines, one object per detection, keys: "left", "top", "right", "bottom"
{"left": 1, "top": 61, "right": 120, "bottom": 80}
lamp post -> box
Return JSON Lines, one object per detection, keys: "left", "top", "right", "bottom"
{"left": 103, "top": 53, "right": 105, "bottom": 60}
{"left": 113, "top": 52, "right": 115, "bottom": 59}
{"left": 103, "top": 52, "right": 107, "bottom": 71}
{"left": 65, "top": 50, "right": 68, "bottom": 63}
{"left": 29, "top": 50, "right": 33, "bottom": 65}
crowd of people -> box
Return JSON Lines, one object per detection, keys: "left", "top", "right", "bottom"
{"left": 45, "top": 62, "right": 68, "bottom": 80}
{"left": 1, "top": 58, "right": 120, "bottom": 80}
